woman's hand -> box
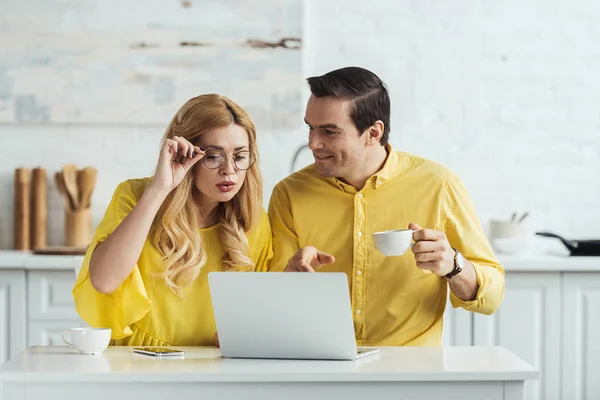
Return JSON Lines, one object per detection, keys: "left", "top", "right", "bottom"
{"left": 149, "top": 136, "right": 204, "bottom": 194}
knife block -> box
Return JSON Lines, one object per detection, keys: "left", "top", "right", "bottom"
{"left": 65, "top": 208, "right": 92, "bottom": 247}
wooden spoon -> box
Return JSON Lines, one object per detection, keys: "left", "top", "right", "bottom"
{"left": 77, "top": 167, "right": 97, "bottom": 209}
{"left": 61, "top": 164, "right": 80, "bottom": 210}
{"left": 54, "top": 171, "right": 73, "bottom": 211}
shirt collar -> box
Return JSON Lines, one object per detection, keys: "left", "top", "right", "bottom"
{"left": 329, "top": 144, "right": 405, "bottom": 192}
{"left": 370, "top": 143, "right": 403, "bottom": 189}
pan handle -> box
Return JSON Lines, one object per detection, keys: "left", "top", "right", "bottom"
{"left": 535, "top": 231, "right": 575, "bottom": 251}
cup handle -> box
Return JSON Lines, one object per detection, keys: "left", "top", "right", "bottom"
{"left": 62, "top": 330, "right": 73, "bottom": 346}
{"left": 410, "top": 229, "right": 418, "bottom": 244}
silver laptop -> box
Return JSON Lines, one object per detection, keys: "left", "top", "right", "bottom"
{"left": 208, "top": 272, "right": 379, "bottom": 361}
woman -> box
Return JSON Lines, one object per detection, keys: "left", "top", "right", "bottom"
{"left": 73, "top": 94, "right": 273, "bottom": 347}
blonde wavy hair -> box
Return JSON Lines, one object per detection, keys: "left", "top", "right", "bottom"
{"left": 149, "top": 94, "right": 263, "bottom": 295}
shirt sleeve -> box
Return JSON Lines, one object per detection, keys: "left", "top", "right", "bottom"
{"left": 72, "top": 181, "right": 151, "bottom": 339}
{"left": 267, "top": 183, "right": 300, "bottom": 272}
{"left": 442, "top": 175, "right": 505, "bottom": 315}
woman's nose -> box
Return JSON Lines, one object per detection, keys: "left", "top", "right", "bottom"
{"left": 220, "top": 156, "right": 236, "bottom": 175}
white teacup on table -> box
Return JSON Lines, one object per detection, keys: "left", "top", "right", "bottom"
{"left": 62, "top": 327, "right": 111, "bottom": 355}
{"left": 373, "top": 229, "right": 416, "bottom": 256}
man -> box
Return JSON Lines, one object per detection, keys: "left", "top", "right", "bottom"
{"left": 268, "top": 66, "right": 504, "bottom": 346}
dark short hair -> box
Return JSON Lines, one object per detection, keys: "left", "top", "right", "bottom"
{"left": 307, "top": 67, "right": 390, "bottom": 146}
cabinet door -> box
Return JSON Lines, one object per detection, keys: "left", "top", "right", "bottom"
{"left": 562, "top": 272, "right": 600, "bottom": 400}
{"left": 473, "top": 272, "right": 561, "bottom": 400}
{"left": 443, "top": 294, "right": 473, "bottom": 345}
{"left": 28, "top": 320, "right": 86, "bottom": 346}
{"left": 0, "top": 270, "right": 26, "bottom": 364}
{"left": 27, "top": 270, "right": 79, "bottom": 320}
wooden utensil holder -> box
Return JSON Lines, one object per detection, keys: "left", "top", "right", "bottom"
{"left": 65, "top": 208, "right": 92, "bottom": 247}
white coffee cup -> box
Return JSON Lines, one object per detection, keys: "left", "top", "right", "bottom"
{"left": 62, "top": 327, "right": 111, "bottom": 355}
{"left": 373, "top": 229, "right": 416, "bottom": 256}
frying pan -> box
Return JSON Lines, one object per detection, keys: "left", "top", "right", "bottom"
{"left": 536, "top": 231, "right": 600, "bottom": 256}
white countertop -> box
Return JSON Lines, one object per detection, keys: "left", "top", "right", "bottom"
{"left": 498, "top": 254, "right": 600, "bottom": 271}
{"left": 0, "top": 346, "right": 538, "bottom": 383}
{"left": 0, "top": 250, "right": 82, "bottom": 270}
{"left": 0, "top": 249, "right": 598, "bottom": 272}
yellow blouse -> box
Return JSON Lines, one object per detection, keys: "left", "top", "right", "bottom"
{"left": 73, "top": 178, "right": 273, "bottom": 347}
{"left": 268, "top": 145, "right": 504, "bottom": 346}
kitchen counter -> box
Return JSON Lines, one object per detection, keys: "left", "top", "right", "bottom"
{"left": 0, "top": 250, "right": 593, "bottom": 400}
{"left": 0, "top": 345, "right": 538, "bottom": 400}
{"left": 497, "top": 254, "right": 600, "bottom": 271}
{"left": 0, "top": 250, "right": 82, "bottom": 270}
{"left": 1, "top": 250, "right": 598, "bottom": 271}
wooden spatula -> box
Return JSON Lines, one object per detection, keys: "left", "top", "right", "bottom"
{"left": 54, "top": 171, "right": 73, "bottom": 211}
{"left": 61, "top": 164, "right": 80, "bottom": 210}
{"left": 77, "top": 167, "right": 97, "bottom": 208}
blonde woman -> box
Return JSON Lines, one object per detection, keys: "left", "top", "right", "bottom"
{"left": 73, "top": 94, "right": 273, "bottom": 347}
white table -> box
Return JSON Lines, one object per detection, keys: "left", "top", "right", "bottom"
{"left": 0, "top": 346, "right": 538, "bottom": 400}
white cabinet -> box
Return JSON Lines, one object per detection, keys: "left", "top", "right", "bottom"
{"left": 562, "top": 273, "right": 600, "bottom": 400}
{"left": 26, "top": 270, "right": 83, "bottom": 347}
{"left": 0, "top": 271, "right": 26, "bottom": 365}
{"left": 0, "top": 266, "right": 83, "bottom": 362}
{"left": 443, "top": 295, "right": 473, "bottom": 346}
{"left": 473, "top": 272, "right": 561, "bottom": 400}
{"left": 471, "top": 268, "right": 600, "bottom": 400}
{"left": 27, "top": 271, "right": 80, "bottom": 320}
{"left": 28, "top": 320, "right": 85, "bottom": 346}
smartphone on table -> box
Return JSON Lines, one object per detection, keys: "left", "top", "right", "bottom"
{"left": 133, "top": 347, "right": 185, "bottom": 357}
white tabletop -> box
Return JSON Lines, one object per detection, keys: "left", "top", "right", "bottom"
{"left": 0, "top": 346, "right": 538, "bottom": 383}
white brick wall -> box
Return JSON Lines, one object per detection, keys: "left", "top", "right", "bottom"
{"left": 1, "top": 0, "right": 600, "bottom": 248}
{"left": 304, "top": 0, "right": 600, "bottom": 240}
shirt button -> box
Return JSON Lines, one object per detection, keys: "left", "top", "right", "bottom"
{"left": 358, "top": 193, "right": 363, "bottom": 199}
{"left": 356, "top": 310, "right": 361, "bottom": 315}
{"left": 356, "top": 270, "right": 362, "bottom": 276}
{"left": 357, "top": 231, "right": 363, "bottom": 237}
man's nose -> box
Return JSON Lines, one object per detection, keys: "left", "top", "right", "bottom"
{"left": 308, "top": 132, "right": 324, "bottom": 151}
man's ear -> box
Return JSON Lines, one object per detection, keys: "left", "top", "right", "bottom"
{"left": 366, "top": 121, "right": 384, "bottom": 146}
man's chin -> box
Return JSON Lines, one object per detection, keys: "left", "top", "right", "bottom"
{"left": 314, "top": 163, "right": 338, "bottom": 178}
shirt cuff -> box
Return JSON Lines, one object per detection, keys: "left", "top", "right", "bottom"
{"left": 449, "top": 261, "right": 503, "bottom": 314}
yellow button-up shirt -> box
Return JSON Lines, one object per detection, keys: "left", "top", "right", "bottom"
{"left": 268, "top": 145, "right": 504, "bottom": 346}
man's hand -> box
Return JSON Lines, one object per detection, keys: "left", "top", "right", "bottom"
{"left": 409, "top": 223, "right": 455, "bottom": 277}
{"left": 285, "top": 246, "right": 335, "bottom": 272}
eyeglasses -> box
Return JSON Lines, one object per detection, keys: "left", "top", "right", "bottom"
{"left": 201, "top": 149, "right": 256, "bottom": 170}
